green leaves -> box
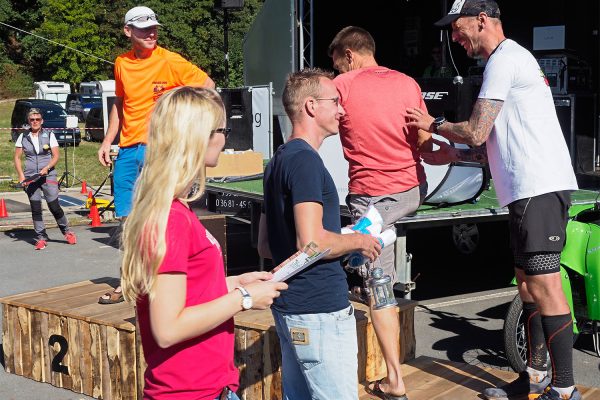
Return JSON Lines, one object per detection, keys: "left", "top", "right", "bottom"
{"left": 1, "top": 0, "right": 264, "bottom": 89}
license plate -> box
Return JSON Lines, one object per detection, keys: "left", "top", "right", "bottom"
{"left": 65, "top": 135, "right": 73, "bottom": 139}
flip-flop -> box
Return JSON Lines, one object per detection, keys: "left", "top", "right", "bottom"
{"left": 369, "top": 379, "right": 408, "bottom": 400}
{"left": 98, "top": 291, "right": 124, "bottom": 304}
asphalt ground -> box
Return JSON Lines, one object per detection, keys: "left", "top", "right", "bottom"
{"left": 0, "top": 192, "right": 598, "bottom": 398}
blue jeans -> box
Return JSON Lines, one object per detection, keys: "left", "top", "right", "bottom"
{"left": 113, "top": 144, "right": 146, "bottom": 217}
{"left": 272, "top": 304, "right": 358, "bottom": 400}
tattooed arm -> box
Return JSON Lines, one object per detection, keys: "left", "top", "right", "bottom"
{"left": 457, "top": 145, "right": 488, "bottom": 163}
{"left": 407, "top": 98, "right": 504, "bottom": 146}
{"left": 421, "top": 139, "right": 488, "bottom": 165}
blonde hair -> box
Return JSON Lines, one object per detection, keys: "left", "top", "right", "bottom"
{"left": 121, "top": 86, "right": 225, "bottom": 302}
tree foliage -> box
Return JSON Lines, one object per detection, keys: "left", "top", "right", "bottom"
{"left": 0, "top": 0, "right": 265, "bottom": 89}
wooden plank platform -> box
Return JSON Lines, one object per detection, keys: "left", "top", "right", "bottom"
{"left": 1, "top": 278, "right": 138, "bottom": 400}
{"left": 359, "top": 356, "right": 600, "bottom": 400}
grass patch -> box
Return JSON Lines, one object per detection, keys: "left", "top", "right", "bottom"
{"left": 0, "top": 100, "right": 111, "bottom": 192}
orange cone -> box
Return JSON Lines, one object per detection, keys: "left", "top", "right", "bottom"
{"left": 0, "top": 198, "right": 8, "bottom": 218}
{"left": 89, "top": 198, "right": 102, "bottom": 227}
{"left": 81, "top": 180, "right": 88, "bottom": 194}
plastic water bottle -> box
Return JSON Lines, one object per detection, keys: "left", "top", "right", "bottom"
{"left": 346, "top": 229, "right": 397, "bottom": 268}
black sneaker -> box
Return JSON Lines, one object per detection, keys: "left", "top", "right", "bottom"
{"left": 483, "top": 371, "right": 550, "bottom": 400}
{"left": 538, "top": 387, "right": 581, "bottom": 400}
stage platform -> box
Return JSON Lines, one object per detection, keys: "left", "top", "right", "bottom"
{"left": 359, "top": 356, "right": 600, "bottom": 399}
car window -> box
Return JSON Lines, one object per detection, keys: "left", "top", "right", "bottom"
{"left": 82, "top": 95, "right": 101, "bottom": 103}
{"left": 41, "top": 105, "right": 67, "bottom": 120}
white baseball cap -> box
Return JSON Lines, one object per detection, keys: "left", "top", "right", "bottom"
{"left": 124, "top": 6, "right": 162, "bottom": 29}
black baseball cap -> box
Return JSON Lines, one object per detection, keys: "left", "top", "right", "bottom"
{"left": 435, "top": 0, "right": 501, "bottom": 27}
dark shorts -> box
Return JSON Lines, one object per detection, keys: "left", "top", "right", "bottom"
{"left": 508, "top": 191, "right": 571, "bottom": 255}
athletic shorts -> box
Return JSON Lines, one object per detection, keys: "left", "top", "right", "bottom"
{"left": 507, "top": 191, "right": 571, "bottom": 255}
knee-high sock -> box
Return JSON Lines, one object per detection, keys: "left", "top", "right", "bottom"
{"left": 523, "top": 301, "right": 547, "bottom": 372}
{"left": 541, "top": 313, "right": 574, "bottom": 388}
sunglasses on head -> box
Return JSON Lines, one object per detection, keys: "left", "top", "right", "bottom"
{"left": 127, "top": 14, "right": 158, "bottom": 24}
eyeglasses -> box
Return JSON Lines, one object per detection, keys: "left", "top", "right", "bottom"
{"left": 28, "top": 118, "right": 42, "bottom": 122}
{"left": 315, "top": 97, "right": 340, "bottom": 107}
{"left": 127, "top": 14, "right": 158, "bottom": 24}
{"left": 211, "top": 127, "right": 231, "bottom": 139}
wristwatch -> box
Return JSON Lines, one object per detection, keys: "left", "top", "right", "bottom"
{"left": 432, "top": 116, "right": 447, "bottom": 133}
{"left": 236, "top": 286, "right": 253, "bottom": 310}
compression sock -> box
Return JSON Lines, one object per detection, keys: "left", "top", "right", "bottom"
{"left": 523, "top": 301, "right": 548, "bottom": 372}
{"left": 541, "top": 313, "right": 575, "bottom": 389}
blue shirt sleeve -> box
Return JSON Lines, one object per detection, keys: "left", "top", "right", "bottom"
{"left": 287, "top": 150, "right": 325, "bottom": 206}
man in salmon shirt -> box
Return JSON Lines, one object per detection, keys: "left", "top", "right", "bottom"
{"left": 328, "top": 26, "right": 431, "bottom": 400}
{"left": 97, "top": 6, "right": 214, "bottom": 304}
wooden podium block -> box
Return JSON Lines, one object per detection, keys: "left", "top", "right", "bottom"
{"left": 2, "top": 277, "right": 416, "bottom": 400}
{"left": 1, "top": 278, "right": 140, "bottom": 400}
{"left": 233, "top": 299, "right": 417, "bottom": 399}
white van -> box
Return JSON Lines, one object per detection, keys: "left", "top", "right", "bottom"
{"left": 80, "top": 80, "right": 115, "bottom": 96}
{"left": 34, "top": 81, "right": 71, "bottom": 109}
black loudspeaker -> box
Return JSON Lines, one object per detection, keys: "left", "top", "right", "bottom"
{"left": 215, "top": 0, "right": 244, "bottom": 9}
{"left": 553, "top": 94, "right": 597, "bottom": 173}
{"left": 415, "top": 77, "right": 479, "bottom": 122}
{"left": 218, "top": 88, "right": 253, "bottom": 151}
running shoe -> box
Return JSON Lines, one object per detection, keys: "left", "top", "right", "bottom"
{"left": 64, "top": 231, "right": 77, "bottom": 245}
{"left": 483, "top": 371, "right": 550, "bottom": 400}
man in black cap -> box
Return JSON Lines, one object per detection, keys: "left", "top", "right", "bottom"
{"left": 406, "top": 1, "right": 580, "bottom": 400}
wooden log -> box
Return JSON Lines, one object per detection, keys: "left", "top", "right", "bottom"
{"left": 90, "top": 323, "right": 103, "bottom": 399}
{"left": 119, "top": 327, "right": 137, "bottom": 400}
{"left": 399, "top": 306, "right": 416, "bottom": 363}
{"left": 30, "top": 310, "right": 43, "bottom": 382}
{"left": 100, "top": 324, "right": 111, "bottom": 399}
{"left": 58, "top": 315, "right": 73, "bottom": 391}
{"left": 243, "top": 329, "right": 264, "bottom": 400}
{"left": 234, "top": 328, "right": 248, "bottom": 399}
{"left": 2, "top": 304, "right": 14, "bottom": 374}
{"left": 40, "top": 311, "right": 50, "bottom": 383}
{"left": 79, "top": 319, "right": 93, "bottom": 396}
{"left": 67, "top": 317, "right": 82, "bottom": 393}
{"left": 17, "top": 307, "right": 32, "bottom": 379}
{"left": 262, "top": 328, "right": 282, "bottom": 400}
{"left": 107, "top": 325, "right": 123, "bottom": 400}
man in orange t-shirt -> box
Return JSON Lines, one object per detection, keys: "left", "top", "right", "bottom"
{"left": 97, "top": 6, "right": 214, "bottom": 305}
{"left": 98, "top": 5, "right": 214, "bottom": 219}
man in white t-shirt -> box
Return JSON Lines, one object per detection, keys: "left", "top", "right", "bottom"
{"left": 406, "top": 1, "right": 580, "bottom": 400}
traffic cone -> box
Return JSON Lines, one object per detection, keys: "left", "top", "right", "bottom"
{"left": 0, "top": 198, "right": 8, "bottom": 218}
{"left": 81, "top": 180, "right": 88, "bottom": 194}
{"left": 89, "top": 198, "right": 102, "bottom": 227}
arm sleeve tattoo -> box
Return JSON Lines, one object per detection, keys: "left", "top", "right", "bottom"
{"left": 457, "top": 145, "right": 488, "bottom": 164}
{"left": 438, "top": 99, "right": 503, "bottom": 146}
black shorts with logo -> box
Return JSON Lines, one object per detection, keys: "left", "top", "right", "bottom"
{"left": 508, "top": 191, "right": 572, "bottom": 255}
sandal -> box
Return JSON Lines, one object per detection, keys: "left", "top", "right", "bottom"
{"left": 368, "top": 379, "right": 408, "bottom": 400}
{"left": 98, "top": 290, "right": 124, "bottom": 304}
